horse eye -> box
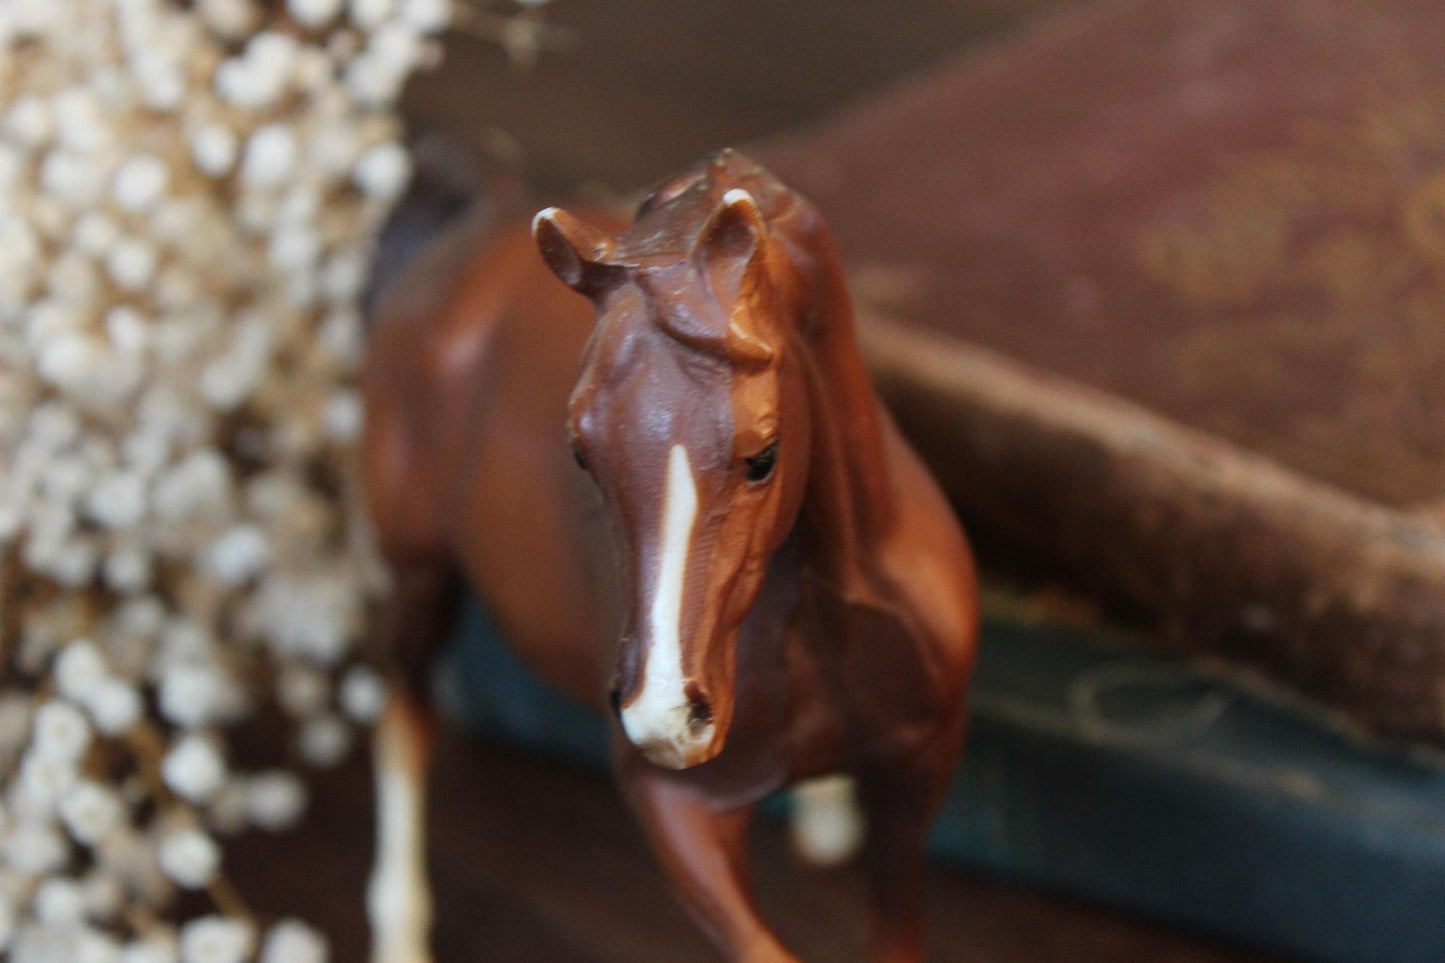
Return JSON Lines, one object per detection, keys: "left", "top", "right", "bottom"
{"left": 571, "top": 445, "right": 588, "bottom": 471}
{"left": 745, "top": 442, "right": 778, "bottom": 483}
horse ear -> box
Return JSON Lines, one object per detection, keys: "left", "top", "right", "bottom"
{"left": 533, "top": 207, "right": 621, "bottom": 299}
{"left": 697, "top": 189, "right": 767, "bottom": 302}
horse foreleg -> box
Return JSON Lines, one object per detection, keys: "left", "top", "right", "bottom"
{"left": 367, "top": 561, "right": 460, "bottom": 963}
{"left": 620, "top": 763, "right": 796, "bottom": 963}
{"left": 858, "top": 718, "right": 967, "bottom": 963}
{"left": 790, "top": 774, "right": 866, "bottom": 868}
{"left": 369, "top": 690, "right": 436, "bottom": 963}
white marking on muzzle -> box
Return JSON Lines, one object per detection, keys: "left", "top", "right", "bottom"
{"left": 620, "top": 443, "right": 713, "bottom": 767}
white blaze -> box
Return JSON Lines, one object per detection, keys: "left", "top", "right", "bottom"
{"left": 621, "top": 443, "right": 708, "bottom": 764}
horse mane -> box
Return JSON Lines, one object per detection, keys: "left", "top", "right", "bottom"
{"left": 612, "top": 151, "right": 808, "bottom": 367}
{"left": 635, "top": 149, "right": 794, "bottom": 225}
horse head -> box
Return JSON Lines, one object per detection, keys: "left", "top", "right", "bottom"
{"left": 533, "top": 153, "right": 813, "bottom": 768}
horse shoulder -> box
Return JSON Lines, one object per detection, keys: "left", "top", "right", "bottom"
{"left": 875, "top": 418, "right": 979, "bottom": 712}
{"left": 362, "top": 220, "right": 540, "bottom": 559}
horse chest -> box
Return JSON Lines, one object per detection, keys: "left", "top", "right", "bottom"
{"left": 784, "top": 579, "right": 952, "bottom": 773}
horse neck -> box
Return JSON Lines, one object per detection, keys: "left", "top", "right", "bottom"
{"left": 786, "top": 236, "right": 894, "bottom": 592}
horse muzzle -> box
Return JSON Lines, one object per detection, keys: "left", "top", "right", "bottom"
{"left": 616, "top": 685, "right": 722, "bottom": 769}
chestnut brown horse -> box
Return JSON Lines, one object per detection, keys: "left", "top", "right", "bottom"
{"left": 360, "top": 149, "right": 977, "bottom": 962}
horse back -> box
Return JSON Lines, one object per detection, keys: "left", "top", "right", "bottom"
{"left": 362, "top": 211, "right": 628, "bottom": 705}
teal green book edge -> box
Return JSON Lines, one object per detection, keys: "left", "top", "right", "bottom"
{"left": 439, "top": 598, "right": 1445, "bottom": 963}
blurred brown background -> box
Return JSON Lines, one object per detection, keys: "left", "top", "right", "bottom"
{"left": 403, "top": 0, "right": 1078, "bottom": 193}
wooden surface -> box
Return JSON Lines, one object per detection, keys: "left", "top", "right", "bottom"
{"left": 228, "top": 733, "right": 1281, "bottom": 962}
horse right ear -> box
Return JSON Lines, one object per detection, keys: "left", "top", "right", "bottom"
{"left": 532, "top": 207, "right": 621, "bottom": 299}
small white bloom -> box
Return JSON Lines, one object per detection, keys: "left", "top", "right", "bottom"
{"left": 369, "top": 21, "right": 424, "bottom": 74}
{"left": 133, "top": 57, "right": 187, "bottom": 113}
{"left": 33, "top": 699, "right": 91, "bottom": 761}
{"left": 95, "top": 829, "right": 163, "bottom": 903}
{"left": 317, "top": 307, "right": 364, "bottom": 368}
{"left": 0, "top": 893, "right": 13, "bottom": 951}
{"left": 287, "top": 0, "right": 343, "bottom": 29}
{"left": 197, "top": 0, "right": 259, "bottom": 39}
{"left": 254, "top": 575, "right": 356, "bottom": 664}
{"left": 155, "top": 264, "right": 203, "bottom": 309}
{"left": 207, "top": 525, "right": 270, "bottom": 585}
{"left": 161, "top": 735, "right": 227, "bottom": 802}
{"left": 149, "top": 198, "right": 206, "bottom": 248}
{"left": 122, "top": 931, "right": 180, "bottom": 963}
{"left": 178, "top": 915, "right": 253, "bottom": 963}
{"left": 80, "top": 869, "right": 123, "bottom": 922}
{"left": 38, "top": 333, "right": 144, "bottom": 406}
{"left": 60, "top": 781, "right": 125, "bottom": 845}
{"left": 249, "top": 31, "right": 300, "bottom": 74}
{"left": 308, "top": 123, "right": 360, "bottom": 177}
{"left": 344, "top": 55, "right": 406, "bottom": 107}
{"left": 5, "top": 96, "right": 53, "bottom": 148}
{"left": 151, "top": 450, "right": 231, "bottom": 522}
{"left": 76, "top": 927, "right": 125, "bottom": 963}
{"left": 112, "top": 155, "right": 169, "bottom": 213}
{"left": 41, "top": 150, "right": 107, "bottom": 209}
{"left": 114, "top": 596, "right": 166, "bottom": 639}
{"left": 52, "top": 87, "right": 110, "bottom": 154}
{"left": 214, "top": 56, "right": 284, "bottom": 111}
{"left": 400, "top": 0, "right": 450, "bottom": 32}
{"left": 276, "top": 666, "right": 328, "bottom": 718}
{"left": 241, "top": 124, "right": 298, "bottom": 188}
{"left": 297, "top": 715, "right": 350, "bottom": 769}
{"left": 105, "top": 306, "right": 150, "bottom": 355}
{"left": 45, "top": 250, "right": 101, "bottom": 307}
{"left": 276, "top": 184, "right": 321, "bottom": 226}
{"left": 50, "top": 537, "right": 100, "bottom": 587}
{"left": 158, "top": 664, "right": 227, "bottom": 729}
{"left": 17, "top": 751, "right": 79, "bottom": 814}
{"left": 160, "top": 619, "right": 214, "bottom": 663}
{"left": 158, "top": 828, "right": 221, "bottom": 889}
{"left": 205, "top": 780, "right": 251, "bottom": 836}
{"left": 106, "top": 236, "right": 158, "bottom": 291}
{"left": 260, "top": 919, "right": 327, "bottom": 963}
{"left": 322, "top": 390, "right": 363, "bottom": 442}
{"left": 87, "top": 679, "right": 143, "bottom": 736}
{"left": 353, "top": 140, "right": 411, "bottom": 200}
{"left": 339, "top": 667, "right": 386, "bottom": 723}
{"left": 268, "top": 225, "right": 321, "bottom": 272}
{"left": 104, "top": 545, "right": 153, "bottom": 594}
{"left": 86, "top": 470, "right": 148, "bottom": 528}
{"left": 247, "top": 771, "right": 306, "bottom": 831}
{"left": 72, "top": 212, "right": 119, "bottom": 257}
{"left": 190, "top": 125, "right": 238, "bottom": 178}
{"left": 33, "top": 876, "right": 86, "bottom": 926}
{"left": 5, "top": 823, "right": 69, "bottom": 874}
{"left": 36, "top": 331, "right": 100, "bottom": 388}
{"left": 320, "top": 248, "right": 367, "bottom": 303}
{"left": 55, "top": 640, "right": 108, "bottom": 703}
{"left": 0, "top": 695, "right": 33, "bottom": 752}
{"left": 349, "top": 0, "right": 394, "bottom": 30}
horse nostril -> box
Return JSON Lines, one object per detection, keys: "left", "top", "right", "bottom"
{"left": 686, "top": 694, "right": 713, "bottom": 734}
{"left": 608, "top": 688, "right": 623, "bottom": 719}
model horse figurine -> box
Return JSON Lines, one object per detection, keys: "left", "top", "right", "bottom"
{"left": 360, "top": 149, "right": 978, "bottom": 962}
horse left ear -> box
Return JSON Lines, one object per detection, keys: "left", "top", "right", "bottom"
{"left": 697, "top": 189, "right": 768, "bottom": 302}
{"left": 533, "top": 207, "right": 622, "bottom": 299}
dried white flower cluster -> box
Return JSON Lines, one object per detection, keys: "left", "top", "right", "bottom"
{"left": 0, "top": 0, "right": 457, "bottom": 957}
